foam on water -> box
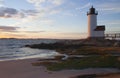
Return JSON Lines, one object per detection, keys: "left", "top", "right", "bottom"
{"left": 0, "top": 39, "right": 59, "bottom": 61}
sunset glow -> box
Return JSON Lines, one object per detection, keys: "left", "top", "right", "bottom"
{"left": 0, "top": 0, "right": 120, "bottom": 39}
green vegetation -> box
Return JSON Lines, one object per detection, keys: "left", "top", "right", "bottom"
{"left": 30, "top": 45, "right": 120, "bottom": 71}
{"left": 56, "top": 46, "right": 120, "bottom": 55}
{"left": 28, "top": 39, "right": 120, "bottom": 71}
{"left": 32, "top": 56, "right": 120, "bottom": 71}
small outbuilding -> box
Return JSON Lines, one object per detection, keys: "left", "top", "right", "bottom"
{"left": 87, "top": 6, "right": 105, "bottom": 39}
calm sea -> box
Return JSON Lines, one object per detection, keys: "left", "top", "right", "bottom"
{"left": 0, "top": 39, "right": 60, "bottom": 61}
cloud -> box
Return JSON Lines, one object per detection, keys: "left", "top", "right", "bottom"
{"left": 0, "top": 7, "right": 30, "bottom": 18}
{"left": 21, "top": 31, "right": 46, "bottom": 33}
{"left": 55, "top": 32, "right": 88, "bottom": 39}
{"left": 0, "top": 0, "right": 66, "bottom": 31}
{"left": 0, "top": 7, "right": 41, "bottom": 18}
{"left": 0, "top": 32, "right": 28, "bottom": 38}
{"left": 27, "top": 0, "right": 46, "bottom": 5}
{"left": 26, "top": 0, "right": 66, "bottom": 14}
{"left": 76, "top": 3, "right": 91, "bottom": 10}
{"left": 0, "top": 0, "right": 64, "bottom": 25}
{"left": 27, "top": 0, "right": 64, "bottom": 7}
{"left": 0, "top": 26, "right": 19, "bottom": 32}
{"left": 22, "top": 9, "right": 39, "bottom": 16}
{"left": 0, "top": 7, "right": 19, "bottom": 18}
{"left": 0, "top": 0, "right": 4, "bottom": 7}
{"left": 49, "top": 0, "right": 64, "bottom": 5}
{"left": 49, "top": 9, "right": 61, "bottom": 15}
{"left": 99, "top": 20, "right": 120, "bottom": 25}
{"left": 96, "top": 2, "right": 120, "bottom": 14}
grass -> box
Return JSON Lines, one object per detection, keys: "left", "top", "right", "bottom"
{"left": 29, "top": 40, "right": 120, "bottom": 71}
{"left": 31, "top": 45, "right": 120, "bottom": 71}
{"left": 32, "top": 56, "right": 120, "bottom": 71}
{"left": 56, "top": 46, "right": 120, "bottom": 55}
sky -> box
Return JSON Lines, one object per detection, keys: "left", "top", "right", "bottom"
{"left": 0, "top": 0, "right": 120, "bottom": 39}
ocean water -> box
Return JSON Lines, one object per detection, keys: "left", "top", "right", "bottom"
{"left": 0, "top": 39, "right": 60, "bottom": 61}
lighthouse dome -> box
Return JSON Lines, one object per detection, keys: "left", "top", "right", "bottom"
{"left": 90, "top": 6, "right": 95, "bottom": 14}
{"left": 87, "top": 6, "right": 98, "bottom": 15}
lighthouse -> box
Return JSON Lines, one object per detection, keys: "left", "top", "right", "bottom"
{"left": 87, "top": 6, "right": 105, "bottom": 39}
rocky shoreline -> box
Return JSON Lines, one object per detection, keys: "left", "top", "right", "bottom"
{"left": 24, "top": 39, "right": 120, "bottom": 77}
{"left": 25, "top": 39, "right": 120, "bottom": 48}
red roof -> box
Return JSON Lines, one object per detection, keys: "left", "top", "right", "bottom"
{"left": 94, "top": 26, "right": 105, "bottom": 31}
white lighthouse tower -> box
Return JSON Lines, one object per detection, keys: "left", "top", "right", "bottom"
{"left": 87, "top": 6, "right": 105, "bottom": 39}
